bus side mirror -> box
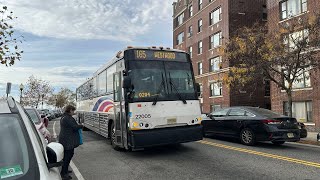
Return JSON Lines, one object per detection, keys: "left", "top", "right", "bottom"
{"left": 195, "top": 83, "right": 201, "bottom": 97}
{"left": 123, "top": 76, "right": 132, "bottom": 89}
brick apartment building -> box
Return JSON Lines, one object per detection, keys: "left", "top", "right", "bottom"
{"left": 267, "top": 0, "right": 320, "bottom": 131}
{"left": 172, "top": 0, "right": 270, "bottom": 113}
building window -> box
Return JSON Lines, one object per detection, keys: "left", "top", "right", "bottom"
{"left": 284, "top": 101, "right": 312, "bottom": 122}
{"left": 198, "top": 19, "right": 203, "bottom": 32}
{"left": 210, "top": 82, "right": 222, "bottom": 96}
{"left": 302, "top": 0, "right": 307, "bottom": 12}
{"left": 176, "top": 32, "right": 184, "bottom": 45}
{"left": 189, "top": 5, "right": 193, "bottom": 17}
{"left": 264, "top": 79, "right": 270, "bottom": 96}
{"left": 188, "top": 46, "right": 193, "bottom": 57}
{"left": 198, "top": 41, "right": 203, "bottom": 54}
{"left": 209, "top": 31, "right": 222, "bottom": 49}
{"left": 177, "top": 13, "right": 184, "bottom": 26}
{"left": 262, "top": 5, "right": 268, "bottom": 21}
{"left": 280, "top": 0, "right": 308, "bottom": 20}
{"left": 210, "top": 104, "right": 222, "bottom": 112}
{"left": 198, "top": 0, "right": 203, "bottom": 10}
{"left": 284, "top": 69, "right": 311, "bottom": 89}
{"left": 210, "top": 56, "right": 222, "bottom": 72}
{"left": 199, "top": 84, "right": 203, "bottom": 97}
{"left": 197, "top": 62, "right": 203, "bottom": 75}
{"left": 210, "top": 7, "right": 222, "bottom": 25}
{"left": 188, "top": 25, "right": 193, "bottom": 37}
{"left": 284, "top": 29, "right": 309, "bottom": 50}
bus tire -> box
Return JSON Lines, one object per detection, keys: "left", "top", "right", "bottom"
{"left": 110, "top": 122, "right": 121, "bottom": 151}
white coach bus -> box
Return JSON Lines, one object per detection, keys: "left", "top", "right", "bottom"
{"left": 76, "top": 47, "right": 203, "bottom": 150}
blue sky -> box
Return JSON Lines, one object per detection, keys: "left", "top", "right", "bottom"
{"left": 0, "top": 0, "right": 174, "bottom": 99}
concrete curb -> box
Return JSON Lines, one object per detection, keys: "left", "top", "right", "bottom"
{"left": 296, "top": 140, "right": 320, "bottom": 146}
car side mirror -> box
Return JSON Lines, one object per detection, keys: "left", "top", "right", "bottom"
{"left": 195, "top": 83, "right": 201, "bottom": 97}
{"left": 46, "top": 142, "right": 64, "bottom": 169}
{"left": 123, "top": 76, "right": 132, "bottom": 89}
{"left": 209, "top": 114, "right": 215, "bottom": 120}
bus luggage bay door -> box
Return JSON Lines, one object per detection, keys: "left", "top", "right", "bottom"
{"left": 113, "top": 72, "right": 128, "bottom": 149}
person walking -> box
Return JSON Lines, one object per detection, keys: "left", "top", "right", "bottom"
{"left": 59, "top": 105, "right": 83, "bottom": 180}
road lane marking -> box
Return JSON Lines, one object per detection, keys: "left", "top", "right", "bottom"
{"left": 70, "top": 161, "right": 85, "bottom": 180}
{"left": 199, "top": 140, "right": 320, "bottom": 168}
{"left": 53, "top": 120, "right": 86, "bottom": 180}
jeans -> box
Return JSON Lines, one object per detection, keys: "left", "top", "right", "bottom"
{"left": 61, "top": 149, "right": 74, "bottom": 175}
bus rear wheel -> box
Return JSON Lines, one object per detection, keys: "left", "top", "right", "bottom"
{"left": 110, "top": 122, "right": 121, "bottom": 151}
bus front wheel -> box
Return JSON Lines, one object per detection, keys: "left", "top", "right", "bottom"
{"left": 110, "top": 122, "right": 121, "bottom": 151}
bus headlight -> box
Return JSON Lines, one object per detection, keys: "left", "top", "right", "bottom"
{"left": 133, "top": 122, "right": 139, "bottom": 127}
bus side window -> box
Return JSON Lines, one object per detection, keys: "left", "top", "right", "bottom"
{"left": 113, "top": 73, "right": 120, "bottom": 102}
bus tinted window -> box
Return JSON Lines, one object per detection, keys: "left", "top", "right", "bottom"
{"left": 129, "top": 61, "right": 166, "bottom": 100}
{"left": 128, "top": 60, "right": 197, "bottom": 102}
{"left": 107, "top": 64, "right": 116, "bottom": 93}
{"left": 98, "top": 70, "right": 107, "bottom": 95}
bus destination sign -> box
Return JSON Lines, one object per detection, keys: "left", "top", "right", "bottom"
{"left": 131, "top": 50, "right": 188, "bottom": 62}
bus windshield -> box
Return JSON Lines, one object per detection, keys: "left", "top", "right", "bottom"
{"left": 128, "top": 60, "right": 197, "bottom": 103}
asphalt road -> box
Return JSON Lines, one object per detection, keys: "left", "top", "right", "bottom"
{"left": 48, "top": 119, "right": 320, "bottom": 180}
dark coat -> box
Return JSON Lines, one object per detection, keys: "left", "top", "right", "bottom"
{"left": 59, "top": 113, "right": 83, "bottom": 150}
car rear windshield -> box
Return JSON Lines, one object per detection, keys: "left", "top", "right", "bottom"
{"left": 0, "top": 114, "right": 38, "bottom": 179}
{"left": 247, "top": 107, "right": 283, "bottom": 118}
{"left": 25, "top": 109, "right": 40, "bottom": 124}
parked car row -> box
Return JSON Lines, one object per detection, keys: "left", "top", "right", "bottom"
{"left": 38, "top": 109, "right": 63, "bottom": 121}
{"left": 0, "top": 97, "right": 64, "bottom": 180}
{"left": 25, "top": 108, "right": 51, "bottom": 143}
{"left": 201, "top": 106, "right": 308, "bottom": 146}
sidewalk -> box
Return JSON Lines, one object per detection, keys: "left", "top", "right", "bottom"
{"left": 298, "top": 132, "right": 320, "bottom": 146}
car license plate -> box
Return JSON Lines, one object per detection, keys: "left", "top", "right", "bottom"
{"left": 287, "top": 133, "right": 294, "bottom": 138}
{"left": 167, "top": 118, "right": 177, "bottom": 124}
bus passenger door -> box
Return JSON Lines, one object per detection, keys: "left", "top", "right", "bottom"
{"left": 113, "top": 72, "right": 128, "bottom": 149}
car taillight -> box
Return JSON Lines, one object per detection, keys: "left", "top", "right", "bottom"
{"left": 262, "top": 119, "right": 281, "bottom": 124}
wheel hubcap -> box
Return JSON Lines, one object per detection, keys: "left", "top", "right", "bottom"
{"left": 242, "top": 130, "right": 252, "bottom": 144}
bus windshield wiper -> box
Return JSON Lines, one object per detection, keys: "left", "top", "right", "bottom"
{"left": 186, "top": 72, "right": 191, "bottom": 85}
{"left": 168, "top": 72, "right": 187, "bottom": 104}
{"left": 152, "top": 73, "right": 165, "bottom": 106}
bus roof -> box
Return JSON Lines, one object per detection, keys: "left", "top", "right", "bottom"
{"left": 94, "top": 47, "right": 186, "bottom": 75}
{"left": 79, "top": 47, "right": 187, "bottom": 88}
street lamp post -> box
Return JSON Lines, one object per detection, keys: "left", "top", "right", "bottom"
{"left": 19, "top": 83, "right": 24, "bottom": 104}
{"left": 41, "top": 94, "right": 45, "bottom": 109}
{"left": 55, "top": 96, "right": 58, "bottom": 110}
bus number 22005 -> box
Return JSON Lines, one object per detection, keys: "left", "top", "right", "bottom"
{"left": 135, "top": 114, "right": 151, "bottom": 119}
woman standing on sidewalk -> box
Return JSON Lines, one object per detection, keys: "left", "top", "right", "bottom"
{"left": 59, "top": 105, "right": 83, "bottom": 180}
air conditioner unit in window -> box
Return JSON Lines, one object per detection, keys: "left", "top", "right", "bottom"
{"left": 187, "top": 33, "right": 191, "bottom": 37}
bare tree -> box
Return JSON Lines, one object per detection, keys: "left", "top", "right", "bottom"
{"left": 22, "top": 76, "right": 54, "bottom": 108}
{"left": 48, "top": 88, "right": 76, "bottom": 109}
{"left": 0, "top": 6, "right": 24, "bottom": 66}
{"left": 223, "top": 12, "right": 320, "bottom": 117}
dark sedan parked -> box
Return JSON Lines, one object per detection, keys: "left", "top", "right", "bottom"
{"left": 202, "top": 107, "right": 300, "bottom": 145}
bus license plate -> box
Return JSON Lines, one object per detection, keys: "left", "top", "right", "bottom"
{"left": 287, "top": 133, "right": 294, "bottom": 138}
{"left": 167, "top": 118, "right": 177, "bottom": 124}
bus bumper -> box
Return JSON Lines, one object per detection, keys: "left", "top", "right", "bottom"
{"left": 130, "top": 125, "right": 203, "bottom": 149}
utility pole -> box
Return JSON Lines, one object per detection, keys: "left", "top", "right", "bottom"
{"left": 19, "top": 83, "right": 24, "bottom": 104}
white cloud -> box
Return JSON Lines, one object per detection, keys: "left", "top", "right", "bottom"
{"left": 0, "top": 65, "right": 97, "bottom": 88}
{"left": 3, "top": 0, "right": 173, "bottom": 41}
